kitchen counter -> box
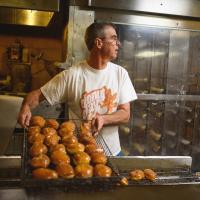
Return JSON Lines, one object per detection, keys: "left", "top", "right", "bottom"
{"left": 1, "top": 184, "right": 200, "bottom": 200}
{"left": 1, "top": 156, "right": 200, "bottom": 200}
{"left": 1, "top": 115, "right": 200, "bottom": 200}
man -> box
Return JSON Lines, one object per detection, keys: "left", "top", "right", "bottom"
{"left": 18, "top": 22, "right": 137, "bottom": 156}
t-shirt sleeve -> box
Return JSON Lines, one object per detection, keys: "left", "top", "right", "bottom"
{"left": 40, "top": 71, "right": 68, "bottom": 105}
{"left": 119, "top": 70, "right": 137, "bottom": 105}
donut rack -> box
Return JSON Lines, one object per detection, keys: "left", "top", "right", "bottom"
{"left": 21, "top": 119, "right": 122, "bottom": 190}
{"left": 21, "top": 119, "right": 200, "bottom": 190}
{"left": 21, "top": 131, "right": 200, "bottom": 190}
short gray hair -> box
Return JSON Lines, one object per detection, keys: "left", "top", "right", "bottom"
{"left": 84, "top": 22, "right": 117, "bottom": 51}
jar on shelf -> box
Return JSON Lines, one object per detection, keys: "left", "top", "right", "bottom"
{"left": 7, "top": 40, "right": 23, "bottom": 62}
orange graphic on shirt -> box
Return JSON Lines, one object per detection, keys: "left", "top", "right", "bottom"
{"left": 100, "top": 87, "right": 117, "bottom": 114}
{"left": 80, "top": 86, "right": 117, "bottom": 120}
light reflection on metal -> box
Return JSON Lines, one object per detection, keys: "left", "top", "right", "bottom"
{"left": 137, "top": 94, "right": 200, "bottom": 101}
{"left": 135, "top": 50, "right": 165, "bottom": 58}
{"left": 0, "top": 8, "right": 54, "bottom": 26}
{"left": 89, "top": 0, "right": 200, "bottom": 19}
{"left": 135, "top": 0, "right": 191, "bottom": 18}
{"left": 21, "top": 10, "right": 54, "bottom": 26}
{"left": 95, "top": 11, "right": 200, "bottom": 31}
{"left": 0, "top": 0, "right": 59, "bottom": 12}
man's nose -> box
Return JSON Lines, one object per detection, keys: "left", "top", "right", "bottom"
{"left": 117, "top": 39, "right": 121, "bottom": 47}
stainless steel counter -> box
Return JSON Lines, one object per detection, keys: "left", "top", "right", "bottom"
{"left": 1, "top": 155, "right": 200, "bottom": 200}
{"left": 0, "top": 153, "right": 200, "bottom": 199}
{"left": 0, "top": 98, "right": 199, "bottom": 199}
{"left": 1, "top": 185, "right": 200, "bottom": 200}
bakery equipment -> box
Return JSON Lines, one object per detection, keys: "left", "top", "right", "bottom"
{"left": 19, "top": 119, "right": 200, "bottom": 190}
{"left": 20, "top": 120, "right": 122, "bottom": 190}
{"left": 2, "top": 127, "right": 200, "bottom": 200}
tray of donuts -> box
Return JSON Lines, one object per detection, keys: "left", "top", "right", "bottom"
{"left": 21, "top": 115, "right": 122, "bottom": 189}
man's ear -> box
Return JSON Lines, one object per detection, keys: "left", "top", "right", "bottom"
{"left": 94, "top": 38, "right": 103, "bottom": 49}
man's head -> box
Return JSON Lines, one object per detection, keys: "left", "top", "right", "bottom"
{"left": 85, "top": 22, "right": 120, "bottom": 60}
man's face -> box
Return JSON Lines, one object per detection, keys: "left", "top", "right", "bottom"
{"left": 99, "top": 26, "right": 120, "bottom": 60}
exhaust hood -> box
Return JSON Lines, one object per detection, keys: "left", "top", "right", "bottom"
{"left": 0, "top": 0, "right": 60, "bottom": 27}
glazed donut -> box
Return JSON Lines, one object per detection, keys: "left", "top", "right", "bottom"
{"left": 90, "top": 152, "right": 107, "bottom": 165}
{"left": 28, "top": 133, "right": 44, "bottom": 144}
{"left": 50, "top": 150, "right": 70, "bottom": 165}
{"left": 79, "top": 135, "right": 97, "bottom": 145}
{"left": 129, "top": 169, "right": 145, "bottom": 181}
{"left": 93, "top": 164, "right": 112, "bottom": 177}
{"left": 30, "top": 154, "right": 50, "bottom": 168}
{"left": 62, "top": 135, "right": 78, "bottom": 146}
{"left": 49, "top": 144, "right": 66, "bottom": 154}
{"left": 27, "top": 126, "right": 41, "bottom": 136}
{"left": 55, "top": 163, "right": 75, "bottom": 179}
{"left": 59, "top": 128, "right": 74, "bottom": 138}
{"left": 66, "top": 143, "right": 85, "bottom": 155}
{"left": 73, "top": 151, "right": 91, "bottom": 165}
{"left": 60, "top": 121, "right": 75, "bottom": 132}
{"left": 29, "top": 143, "right": 48, "bottom": 157}
{"left": 74, "top": 164, "right": 93, "bottom": 178}
{"left": 85, "top": 144, "right": 104, "bottom": 155}
{"left": 32, "top": 168, "right": 58, "bottom": 179}
{"left": 44, "top": 134, "right": 60, "bottom": 147}
{"left": 144, "top": 169, "right": 157, "bottom": 181}
{"left": 42, "top": 127, "right": 57, "bottom": 137}
{"left": 30, "top": 116, "right": 46, "bottom": 128}
{"left": 45, "top": 119, "right": 59, "bottom": 130}
{"left": 119, "top": 177, "right": 129, "bottom": 186}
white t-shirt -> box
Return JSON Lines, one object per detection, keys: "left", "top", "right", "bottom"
{"left": 41, "top": 60, "right": 137, "bottom": 155}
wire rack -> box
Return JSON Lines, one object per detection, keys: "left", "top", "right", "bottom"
{"left": 11, "top": 128, "right": 200, "bottom": 189}
{"left": 95, "top": 134, "right": 120, "bottom": 175}
{"left": 21, "top": 119, "right": 122, "bottom": 190}
{"left": 95, "top": 134, "right": 112, "bottom": 156}
{"left": 5, "top": 128, "right": 24, "bottom": 155}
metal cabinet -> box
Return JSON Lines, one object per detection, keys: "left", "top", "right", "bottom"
{"left": 66, "top": 1, "right": 200, "bottom": 170}
{"left": 116, "top": 24, "right": 200, "bottom": 167}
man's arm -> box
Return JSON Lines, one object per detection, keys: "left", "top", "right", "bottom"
{"left": 18, "top": 89, "right": 45, "bottom": 127}
{"left": 93, "top": 102, "right": 130, "bottom": 134}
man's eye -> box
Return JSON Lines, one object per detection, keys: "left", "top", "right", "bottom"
{"left": 112, "top": 36, "right": 118, "bottom": 40}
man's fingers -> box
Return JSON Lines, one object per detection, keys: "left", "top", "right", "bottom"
{"left": 18, "top": 112, "right": 31, "bottom": 128}
{"left": 18, "top": 114, "right": 25, "bottom": 128}
{"left": 93, "top": 131, "right": 99, "bottom": 137}
{"left": 91, "top": 118, "right": 97, "bottom": 133}
{"left": 91, "top": 115, "right": 104, "bottom": 135}
{"left": 24, "top": 114, "right": 31, "bottom": 127}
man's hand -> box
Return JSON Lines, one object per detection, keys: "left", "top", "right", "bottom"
{"left": 91, "top": 103, "right": 130, "bottom": 136}
{"left": 17, "top": 89, "right": 44, "bottom": 128}
{"left": 92, "top": 114, "right": 105, "bottom": 136}
{"left": 18, "top": 104, "right": 32, "bottom": 128}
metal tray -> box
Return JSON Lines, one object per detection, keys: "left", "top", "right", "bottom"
{"left": 21, "top": 118, "right": 200, "bottom": 189}
{"left": 21, "top": 119, "right": 122, "bottom": 190}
